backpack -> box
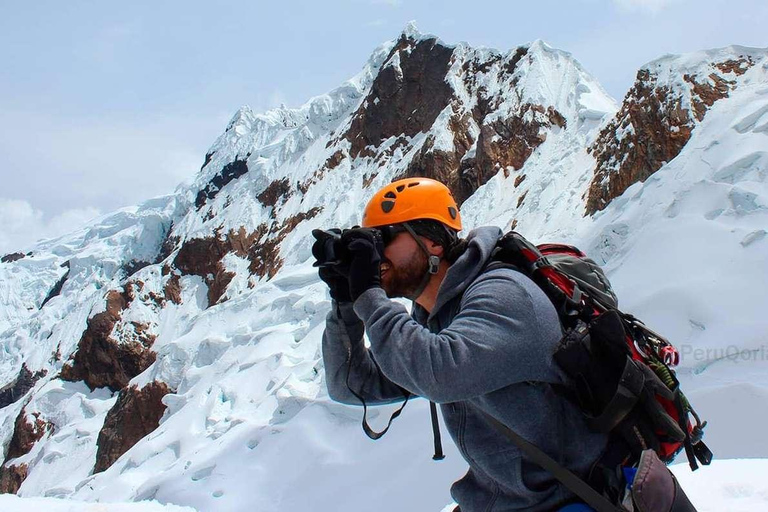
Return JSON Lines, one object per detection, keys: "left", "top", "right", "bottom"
{"left": 474, "top": 231, "right": 712, "bottom": 511}
{"left": 487, "top": 231, "right": 711, "bottom": 469}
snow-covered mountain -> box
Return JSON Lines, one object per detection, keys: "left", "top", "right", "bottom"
{"left": 0, "top": 24, "right": 766, "bottom": 511}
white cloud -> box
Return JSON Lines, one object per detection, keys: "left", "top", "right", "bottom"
{"left": 0, "top": 199, "right": 101, "bottom": 254}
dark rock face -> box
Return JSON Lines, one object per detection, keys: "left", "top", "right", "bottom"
{"left": 121, "top": 259, "right": 151, "bottom": 278}
{"left": 340, "top": 36, "right": 563, "bottom": 209}
{"left": 5, "top": 409, "right": 52, "bottom": 461}
{"left": 258, "top": 178, "right": 292, "bottom": 208}
{"left": 345, "top": 35, "right": 455, "bottom": 160}
{"left": 201, "top": 151, "right": 215, "bottom": 170}
{"left": 93, "top": 381, "right": 171, "bottom": 474}
{"left": 1, "top": 253, "right": 25, "bottom": 264}
{"left": 398, "top": 53, "right": 563, "bottom": 206}
{"left": 586, "top": 55, "right": 755, "bottom": 215}
{"left": 470, "top": 103, "right": 559, "bottom": 199}
{"left": 195, "top": 158, "right": 249, "bottom": 209}
{"left": 0, "top": 463, "right": 28, "bottom": 494}
{"left": 172, "top": 228, "right": 257, "bottom": 306}
{"left": 171, "top": 206, "right": 324, "bottom": 300}
{"left": 60, "top": 286, "right": 156, "bottom": 392}
{"left": 163, "top": 274, "right": 182, "bottom": 305}
{"left": 0, "top": 365, "right": 47, "bottom": 409}
{"left": 41, "top": 261, "right": 71, "bottom": 308}
{"left": 155, "top": 223, "right": 180, "bottom": 265}
{"left": 0, "top": 408, "right": 53, "bottom": 493}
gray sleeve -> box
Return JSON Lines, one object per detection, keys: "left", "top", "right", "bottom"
{"left": 352, "top": 268, "right": 563, "bottom": 403}
{"left": 321, "top": 300, "right": 410, "bottom": 405}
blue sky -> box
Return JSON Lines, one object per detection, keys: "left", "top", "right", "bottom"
{"left": 0, "top": 0, "right": 766, "bottom": 252}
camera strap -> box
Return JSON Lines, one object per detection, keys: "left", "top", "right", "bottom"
{"left": 345, "top": 345, "right": 411, "bottom": 440}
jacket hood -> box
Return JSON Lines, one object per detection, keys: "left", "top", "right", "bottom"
{"left": 421, "top": 226, "right": 503, "bottom": 321}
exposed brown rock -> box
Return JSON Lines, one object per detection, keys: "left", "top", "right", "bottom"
{"left": 247, "top": 207, "right": 323, "bottom": 279}
{"left": 0, "top": 464, "right": 28, "bottom": 494}
{"left": 337, "top": 40, "right": 561, "bottom": 210}
{"left": 517, "top": 190, "right": 528, "bottom": 208}
{"left": 344, "top": 34, "right": 455, "bottom": 159}
{"left": 163, "top": 275, "right": 182, "bottom": 305}
{"left": 472, "top": 103, "right": 555, "bottom": 199}
{"left": 5, "top": 409, "right": 51, "bottom": 462}
{"left": 325, "top": 150, "right": 345, "bottom": 171}
{"left": 715, "top": 56, "right": 754, "bottom": 76}
{"left": 257, "top": 178, "right": 292, "bottom": 207}
{"left": 0, "top": 408, "right": 52, "bottom": 491}
{"left": 1, "top": 253, "right": 25, "bottom": 264}
{"left": 60, "top": 288, "right": 156, "bottom": 392}
{"left": 170, "top": 208, "right": 321, "bottom": 300}
{"left": 94, "top": 381, "right": 171, "bottom": 474}
{"left": 514, "top": 174, "right": 527, "bottom": 188}
{"left": 585, "top": 56, "right": 754, "bottom": 215}
{"left": 247, "top": 226, "right": 282, "bottom": 280}
{"left": 547, "top": 106, "right": 567, "bottom": 129}
{"left": 0, "top": 365, "right": 47, "bottom": 409}
{"left": 684, "top": 73, "right": 731, "bottom": 121}
{"left": 173, "top": 228, "right": 260, "bottom": 305}
{"left": 395, "top": 107, "right": 479, "bottom": 205}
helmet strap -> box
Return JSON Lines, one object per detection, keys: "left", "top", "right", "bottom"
{"left": 402, "top": 222, "right": 441, "bottom": 301}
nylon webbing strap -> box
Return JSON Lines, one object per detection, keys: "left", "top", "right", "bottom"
{"left": 480, "top": 410, "right": 625, "bottom": 512}
{"left": 345, "top": 346, "right": 410, "bottom": 440}
{"left": 430, "top": 401, "right": 445, "bottom": 460}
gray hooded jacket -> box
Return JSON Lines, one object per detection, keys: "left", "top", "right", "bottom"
{"left": 322, "top": 226, "right": 609, "bottom": 511}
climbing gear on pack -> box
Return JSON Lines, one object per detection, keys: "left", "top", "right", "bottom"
{"left": 362, "top": 177, "right": 462, "bottom": 231}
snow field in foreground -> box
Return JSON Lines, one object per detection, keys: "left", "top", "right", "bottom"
{"left": 0, "top": 495, "right": 196, "bottom": 512}
{"left": 2, "top": 458, "right": 763, "bottom": 512}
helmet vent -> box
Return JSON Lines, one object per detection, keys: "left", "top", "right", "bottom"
{"left": 384, "top": 191, "right": 397, "bottom": 199}
{"left": 448, "top": 206, "right": 457, "bottom": 219}
{"left": 381, "top": 200, "right": 395, "bottom": 213}
{"left": 407, "top": 182, "right": 420, "bottom": 188}
{"left": 396, "top": 184, "right": 406, "bottom": 193}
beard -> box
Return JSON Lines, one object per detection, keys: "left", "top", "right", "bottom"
{"left": 381, "top": 251, "right": 429, "bottom": 299}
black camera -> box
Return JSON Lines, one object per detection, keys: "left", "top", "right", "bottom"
{"left": 311, "top": 227, "right": 386, "bottom": 269}
{"left": 311, "top": 228, "right": 350, "bottom": 268}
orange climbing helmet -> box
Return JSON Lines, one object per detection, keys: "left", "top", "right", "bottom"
{"left": 361, "top": 177, "right": 462, "bottom": 231}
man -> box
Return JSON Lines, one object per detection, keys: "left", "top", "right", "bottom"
{"left": 315, "top": 177, "right": 609, "bottom": 511}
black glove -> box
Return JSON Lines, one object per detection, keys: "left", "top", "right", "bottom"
{"left": 312, "top": 229, "right": 353, "bottom": 303}
{"left": 318, "top": 266, "right": 352, "bottom": 303}
{"left": 341, "top": 228, "right": 384, "bottom": 301}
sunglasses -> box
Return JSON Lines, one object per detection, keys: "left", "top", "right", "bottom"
{"left": 378, "top": 225, "right": 407, "bottom": 246}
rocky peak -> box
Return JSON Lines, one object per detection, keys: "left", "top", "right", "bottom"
{"left": 585, "top": 47, "right": 762, "bottom": 215}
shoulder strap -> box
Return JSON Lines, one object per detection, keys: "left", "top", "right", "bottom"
{"left": 479, "top": 409, "right": 626, "bottom": 512}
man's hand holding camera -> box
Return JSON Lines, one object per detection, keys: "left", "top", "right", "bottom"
{"left": 312, "top": 227, "right": 385, "bottom": 303}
